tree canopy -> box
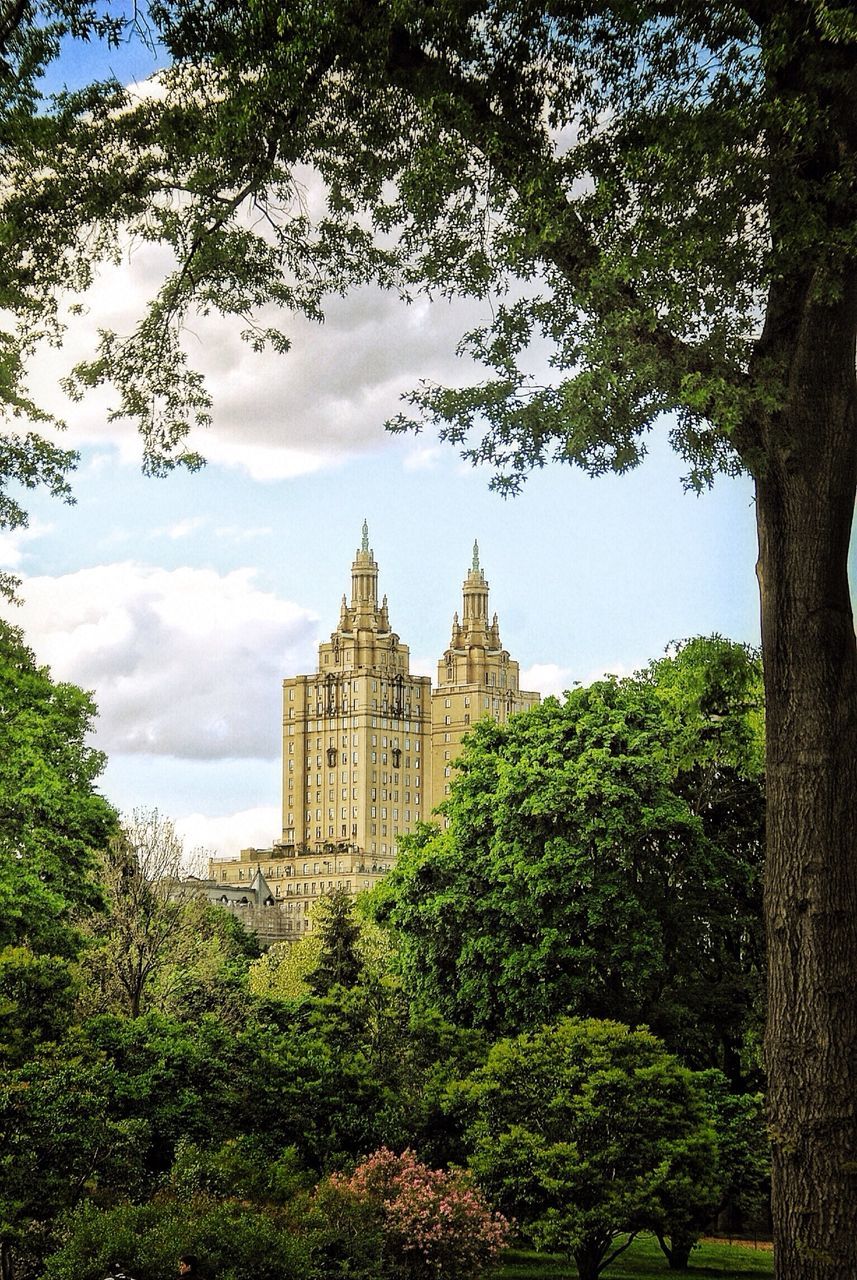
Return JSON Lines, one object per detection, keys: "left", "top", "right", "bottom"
{"left": 374, "top": 637, "right": 764, "bottom": 1082}
{"left": 0, "top": 619, "right": 114, "bottom": 958}
{"left": 462, "top": 1017, "right": 719, "bottom": 1280}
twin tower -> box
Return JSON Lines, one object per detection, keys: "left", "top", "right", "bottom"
{"left": 210, "top": 525, "right": 538, "bottom": 934}
{"left": 281, "top": 523, "right": 539, "bottom": 861}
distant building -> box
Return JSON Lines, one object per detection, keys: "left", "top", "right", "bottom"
{"left": 209, "top": 525, "right": 539, "bottom": 935}
{"left": 164, "top": 870, "right": 296, "bottom": 945}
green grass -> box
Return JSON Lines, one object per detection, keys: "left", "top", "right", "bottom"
{"left": 498, "top": 1235, "right": 774, "bottom": 1280}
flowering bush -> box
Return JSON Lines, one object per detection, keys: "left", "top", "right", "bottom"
{"left": 325, "top": 1147, "right": 510, "bottom": 1280}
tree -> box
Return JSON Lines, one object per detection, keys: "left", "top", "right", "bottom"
{"left": 317, "top": 1148, "right": 509, "bottom": 1280}
{"left": 0, "top": 620, "right": 114, "bottom": 1068}
{"left": 145, "top": 896, "right": 260, "bottom": 1027}
{"left": 249, "top": 901, "right": 393, "bottom": 1002}
{"left": 82, "top": 809, "right": 194, "bottom": 1018}
{"left": 0, "top": 620, "right": 114, "bottom": 955}
{"left": 462, "top": 1018, "right": 719, "bottom": 1280}
{"left": 7, "top": 4, "right": 857, "bottom": 1268}
{"left": 374, "top": 643, "right": 764, "bottom": 1081}
{"left": 0, "top": 1059, "right": 147, "bottom": 1280}
{"left": 305, "top": 887, "right": 365, "bottom": 996}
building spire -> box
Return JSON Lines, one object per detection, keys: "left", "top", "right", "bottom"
{"left": 472, "top": 539, "right": 480, "bottom": 572}
{"left": 362, "top": 519, "right": 370, "bottom": 554}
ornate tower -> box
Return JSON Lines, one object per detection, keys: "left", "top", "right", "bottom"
{"left": 430, "top": 542, "right": 540, "bottom": 810}
{"left": 282, "top": 522, "right": 432, "bottom": 859}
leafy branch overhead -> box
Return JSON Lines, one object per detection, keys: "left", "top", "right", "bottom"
{"left": 4, "top": 0, "right": 853, "bottom": 521}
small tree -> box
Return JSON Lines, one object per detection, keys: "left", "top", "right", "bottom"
{"left": 83, "top": 809, "right": 192, "bottom": 1017}
{"left": 463, "top": 1018, "right": 719, "bottom": 1280}
{"left": 305, "top": 887, "right": 365, "bottom": 996}
{"left": 320, "top": 1147, "right": 509, "bottom": 1280}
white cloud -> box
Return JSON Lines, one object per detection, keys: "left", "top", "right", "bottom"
{"left": 403, "top": 444, "right": 444, "bottom": 472}
{"left": 214, "top": 524, "right": 274, "bottom": 541}
{"left": 580, "top": 658, "right": 645, "bottom": 684}
{"left": 0, "top": 520, "right": 54, "bottom": 569}
{"left": 521, "top": 662, "right": 576, "bottom": 698}
{"left": 25, "top": 181, "right": 493, "bottom": 480}
{"left": 159, "top": 516, "right": 207, "bottom": 540}
{"left": 6, "top": 563, "right": 319, "bottom": 760}
{"left": 175, "top": 805, "right": 281, "bottom": 861}
{"left": 521, "top": 658, "right": 648, "bottom": 698}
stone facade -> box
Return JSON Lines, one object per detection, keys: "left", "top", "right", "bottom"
{"left": 208, "top": 525, "right": 539, "bottom": 934}
{"left": 431, "top": 541, "right": 540, "bottom": 812}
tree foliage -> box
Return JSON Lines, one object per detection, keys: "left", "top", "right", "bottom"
{"left": 321, "top": 1148, "right": 509, "bottom": 1280}
{"left": 462, "top": 1018, "right": 719, "bottom": 1280}
{"left": 375, "top": 638, "right": 764, "bottom": 1080}
{"left": 0, "top": 620, "right": 114, "bottom": 956}
{"left": 305, "top": 886, "right": 365, "bottom": 996}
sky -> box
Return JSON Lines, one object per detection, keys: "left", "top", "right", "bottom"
{"left": 0, "top": 16, "right": 764, "bottom": 859}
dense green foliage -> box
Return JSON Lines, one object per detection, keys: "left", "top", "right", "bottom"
{"left": 5, "top": 0, "right": 845, "bottom": 489}
{"left": 0, "top": 630, "right": 769, "bottom": 1280}
{"left": 463, "top": 1018, "right": 719, "bottom": 1280}
{"left": 305, "top": 886, "right": 365, "bottom": 995}
{"left": 374, "top": 638, "right": 764, "bottom": 1082}
{"left": 0, "top": 620, "right": 115, "bottom": 956}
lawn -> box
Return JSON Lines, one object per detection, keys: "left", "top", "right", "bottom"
{"left": 498, "top": 1235, "right": 774, "bottom": 1280}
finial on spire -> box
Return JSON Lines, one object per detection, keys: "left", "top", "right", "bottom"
{"left": 472, "top": 539, "right": 480, "bottom": 572}
{"left": 362, "top": 519, "right": 369, "bottom": 553}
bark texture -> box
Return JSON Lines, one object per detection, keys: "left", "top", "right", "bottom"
{"left": 756, "top": 281, "right": 857, "bottom": 1279}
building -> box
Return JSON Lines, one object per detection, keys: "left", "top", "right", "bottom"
{"left": 209, "top": 525, "right": 539, "bottom": 934}
{"left": 164, "top": 870, "right": 297, "bottom": 945}
{"left": 281, "top": 521, "right": 433, "bottom": 858}
{"left": 431, "top": 541, "right": 540, "bottom": 806}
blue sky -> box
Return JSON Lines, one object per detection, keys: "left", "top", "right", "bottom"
{"left": 0, "top": 14, "right": 763, "bottom": 857}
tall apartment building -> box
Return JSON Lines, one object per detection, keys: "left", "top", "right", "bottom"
{"left": 208, "top": 525, "right": 539, "bottom": 932}
{"left": 431, "top": 541, "right": 540, "bottom": 806}
{"left": 281, "top": 521, "right": 433, "bottom": 859}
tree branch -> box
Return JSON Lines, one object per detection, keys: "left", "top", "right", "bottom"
{"left": 0, "top": 0, "right": 28, "bottom": 56}
{"left": 383, "top": 21, "right": 757, "bottom": 454}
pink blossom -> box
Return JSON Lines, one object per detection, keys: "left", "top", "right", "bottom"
{"left": 323, "top": 1147, "right": 511, "bottom": 1280}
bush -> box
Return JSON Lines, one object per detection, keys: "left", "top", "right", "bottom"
{"left": 42, "top": 1197, "right": 307, "bottom": 1280}
{"left": 316, "top": 1147, "right": 510, "bottom": 1280}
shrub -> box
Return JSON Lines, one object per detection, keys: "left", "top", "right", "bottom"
{"left": 41, "top": 1197, "right": 307, "bottom": 1280}
{"left": 321, "top": 1147, "right": 510, "bottom": 1280}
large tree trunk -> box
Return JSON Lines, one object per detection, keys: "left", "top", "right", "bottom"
{"left": 756, "top": 280, "right": 857, "bottom": 1278}
{"left": 1, "top": 1240, "right": 13, "bottom": 1280}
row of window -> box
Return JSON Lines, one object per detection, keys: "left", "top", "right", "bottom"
{"left": 288, "top": 678, "right": 423, "bottom": 698}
